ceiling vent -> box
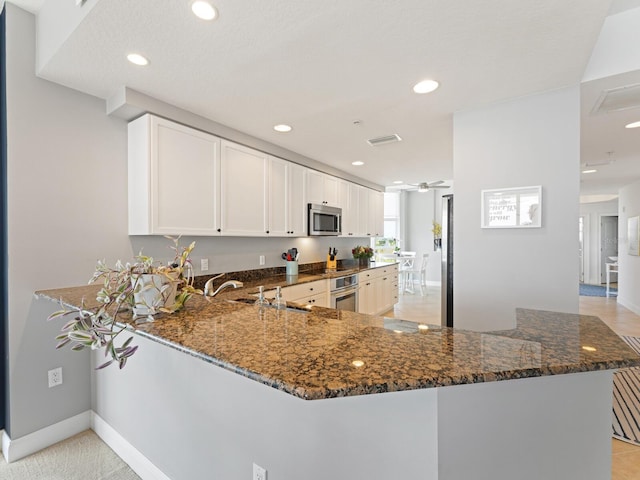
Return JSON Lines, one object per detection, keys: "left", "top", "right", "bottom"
{"left": 592, "top": 83, "right": 640, "bottom": 114}
{"left": 367, "top": 134, "right": 402, "bottom": 147}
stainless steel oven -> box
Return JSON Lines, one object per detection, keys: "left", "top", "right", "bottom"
{"left": 308, "top": 203, "right": 342, "bottom": 236}
{"left": 330, "top": 273, "right": 359, "bottom": 311}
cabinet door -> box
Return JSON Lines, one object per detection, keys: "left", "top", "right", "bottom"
{"left": 220, "top": 140, "right": 268, "bottom": 236}
{"left": 288, "top": 163, "right": 306, "bottom": 236}
{"left": 268, "top": 157, "right": 288, "bottom": 236}
{"left": 323, "top": 175, "right": 339, "bottom": 206}
{"left": 369, "top": 190, "right": 384, "bottom": 238}
{"left": 338, "top": 180, "right": 351, "bottom": 237}
{"left": 358, "top": 186, "right": 371, "bottom": 237}
{"left": 129, "top": 114, "right": 221, "bottom": 235}
{"left": 306, "top": 170, "right": 339, "bottom": 206}
{"left": 306, "top": 170, "right": 325, "bottom": 205}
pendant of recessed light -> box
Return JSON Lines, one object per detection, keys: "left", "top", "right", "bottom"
{"left": 191, "top": 1, "right": 218, "bottom": 20}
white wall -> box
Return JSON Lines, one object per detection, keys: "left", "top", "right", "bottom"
{"left": 617, "top": 180, "right": 640, "bottom": 314}
{"left": 579, "top": 200, "right": 618, "bottom": 285}
{"left": 453, "top": 87, "right": 580, "bottom": 331}
{"left": 6, "top": 4, "right": 131, "bottom": 439}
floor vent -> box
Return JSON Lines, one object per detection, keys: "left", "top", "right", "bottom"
{"left": 367, "top": 134, "right": 402, "bottom": 146}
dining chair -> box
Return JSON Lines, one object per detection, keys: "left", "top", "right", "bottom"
{"left": 403, "top": 253, "right": 429, "bottom": 295}
{"left": 398, "top": 251, "right": 416, "bottom": 292}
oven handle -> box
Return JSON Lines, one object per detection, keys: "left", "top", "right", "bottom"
{"left": 330, "top": 286, "right": 359, "bottom": 297}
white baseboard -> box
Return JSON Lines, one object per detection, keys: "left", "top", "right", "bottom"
{"left": 617, "top": 296, "right": 640, "bottom": 317}
{"left": 91, "top": 412, "right": 171, "bottom": 480}
{"left": 2, "top": 410, "right": 91, "bottom": 463}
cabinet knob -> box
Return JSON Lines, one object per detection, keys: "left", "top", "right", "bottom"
{"left": 266, "top": 230, "right": 269, "bottom": 234}
{"left": 310, "top": 288, "right": 314, "bottom": 291}
{"left": 217, "top": 228, "right": 221, "bottom": 232}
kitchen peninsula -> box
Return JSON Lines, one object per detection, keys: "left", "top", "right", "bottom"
{"left": 37, "top": 267, "right": 640, "bottom": 480}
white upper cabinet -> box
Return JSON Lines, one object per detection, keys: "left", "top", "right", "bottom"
{"left": 338, "top": 180, "right": 360, "bottom": 237}
{"left": 128, "top": 114, "right": 378, "bottom": 238}
{"left": 268, "top": 156, "right": 289, "bottom": 237}
{"left": 369, "top": 189, "right": 384, "bottom": 238}
{"left": 128, "top": 114, "right": 221, "bottom": 236}
{"left": 357, "top": 185, "right": 370, "bottom": 236}
{"left": 220, "top": 140, "right": 268, "bottom": 236}
{"left": 287, "top": 163, "right": 306, "bottom": 236}
{"left": 267, "top": 158, "right": 306, "bottom": 237}
{"left": 306, "top": 170, "right": 339, "bottom": 207}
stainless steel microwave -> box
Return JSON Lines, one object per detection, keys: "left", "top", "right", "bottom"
{"left": 308, "top": 203, "right": 342, "bottom": 236}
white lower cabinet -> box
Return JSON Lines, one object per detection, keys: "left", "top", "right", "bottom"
{"left": 358, "top": 265, "right": 398, "bottom": 315}
{"left": 264, "top": 280, "right": 329, "bottom": 308}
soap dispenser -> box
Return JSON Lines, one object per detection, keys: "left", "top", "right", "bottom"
{"left": 273, "top": 286, "right": 287, "bottom": 310}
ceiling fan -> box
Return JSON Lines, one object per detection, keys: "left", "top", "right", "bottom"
{"left": 404, "top": 180, "right": 450, "bottom": 192}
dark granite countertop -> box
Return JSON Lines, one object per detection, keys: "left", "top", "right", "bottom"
{"left": 36, "top": 267, "right": 640, "bottom": 400}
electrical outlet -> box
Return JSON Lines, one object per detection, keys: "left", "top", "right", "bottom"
{"left": 259, "top": 255, "right": 265, "bottom": 266}
{"left": 253, "top": 463, "right": 267, "bottom": 480}
{"left": 48, "top": 367, "right": 63, "bottom": 388}
{"left": 201, "top": 258, "right": 209, "bottom": 271}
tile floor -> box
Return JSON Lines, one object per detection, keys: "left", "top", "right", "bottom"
{"left": 384, "top": 284, "right": 640, "bottom": 480}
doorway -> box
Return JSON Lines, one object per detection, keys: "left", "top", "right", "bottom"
{"left": 600, "top": 215, "right": 618, "bottom": 284}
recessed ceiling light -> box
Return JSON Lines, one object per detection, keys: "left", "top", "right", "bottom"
{"left": 127, "top": 53, "right": 149, "bottom": 66}
{"left": 393, "top": 180, "right": 403, "bottom": 184}
{"left": 582, "top": 169, "right": 597, "bottom": 174}
{"left": 413, "top": 79, "right": 439, "bottom": 94}
{"left": 625, "top": 120, "right": 640, "bottom": 129}
{"left": 191, "top": 1, "right": 217, "bottom": 20}
{"left": 273, "top": 124, "right": 292, "bottom": 133}
{"left": 352, "top": 161, "right": 364, "bottom": 166}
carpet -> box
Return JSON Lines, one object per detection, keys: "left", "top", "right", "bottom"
{"left": 579, "top": 283, "right": 617, "bottom": 297}
{"left": 613, "top": 336, "right": 640, "bottom": 446}
{"left": 0, "top": 430, "right": 139, "bottom": 479}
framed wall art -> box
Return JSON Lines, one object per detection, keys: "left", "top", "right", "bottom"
{"left": 481, "top": 186, "right": 542, "bottom": 229}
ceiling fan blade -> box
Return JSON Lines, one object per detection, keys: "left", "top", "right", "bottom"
{"left": 427, "top": 180, "right": 444, "bottom": 187}
{"left": 430, "top": 185, "right": 450, "bottom": 189}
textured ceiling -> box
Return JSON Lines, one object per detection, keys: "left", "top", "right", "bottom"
{"left": 11, "top": 0, "right": 640, "bottom": 196}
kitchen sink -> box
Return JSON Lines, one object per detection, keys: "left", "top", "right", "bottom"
{"left": 228, "top": 298, "right": 311, "bottom": 314}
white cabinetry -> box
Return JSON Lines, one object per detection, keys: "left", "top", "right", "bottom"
{"left": 128, "top": 114, "right": 221, "bottom": 235}
{"left": 287, "top": 162, "right": 306, "bottom": 236}
{"left": 339, "top": 180, "right": 360, "bottom": 237}
{"left": 267, "top": 158, "right": 306, "bottom": 237}
{"left": 220, "top": 140, "right": 268, "bottom": 236}
{"left": 358, "top": 265, "right": 398, "bottom": 315}
{"left": 265, "top": 280, "right": 329, "bottom": 307}
{"left": 369, "top": 189, "right": 384, "bottom": 238}
{"left": 354, "top": 186, "right": 384, "bottom": 238}
{"left": 306, "top": 170, "right": 339, "bottom": 206}
{"left": 267, "top": 156, "right": 289, "bottom": 237}
{"left": 129, "top": 114, "right": 376, "bottom": 238}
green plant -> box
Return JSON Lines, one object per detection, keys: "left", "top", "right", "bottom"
{"left": 352, "top": 245, "right": 374, "bottom": 259}
{"left": 432, "top": 221, "right": 442, "bottom": 239}
{"left": 48, "top": 236, "right": 201, "bottom": 369}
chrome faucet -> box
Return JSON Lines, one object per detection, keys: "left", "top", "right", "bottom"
{"left": 204, "top": 273, "right": 244, "bottom": 297}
